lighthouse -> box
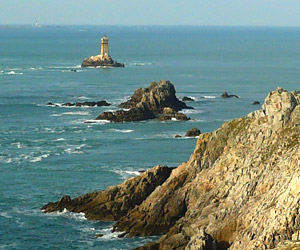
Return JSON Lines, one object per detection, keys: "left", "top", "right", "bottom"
{"left": 100, "top": 35, "right": 109, "bottom": 59}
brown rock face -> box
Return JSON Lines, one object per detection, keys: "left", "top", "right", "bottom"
{"left": 42, "top": 87, "right": 300, "bottom": 250}
{"left": 42, "top": 165, "right": 173, "bottom": 221}
{"left": 185, "top": 128, "right": 201, "bottom": 137}
{"left": 96, "top": 80, "right": 192, "bottom": 122}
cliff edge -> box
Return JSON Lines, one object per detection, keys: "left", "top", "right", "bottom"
{"left": 42, "top": 87, "right": 300, "bottom": 250}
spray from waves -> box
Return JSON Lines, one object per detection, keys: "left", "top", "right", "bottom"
{"left": 3, "top": 71, "right": 24, "bottom": 75}
{"left": 54, "top": 138, "right": 65, "bottom": 142}
{"left": 202, "top": 95, "right": 217, "bottom": 99}
{"left": 46, "top": 208, "right": 87, "bottom": 221}
{"left": 181, "top": 109, "right": 204, "bottom": 114}
{"left": 29, "top": 154, "right": 50, "bottom": 163}
{"left": 83, "top": 119, "right": 110, "bottom": 124}
{"left": 62, "top": 111, "right": 90, "bottom": 116}
{"left": 110, "top": 129, "right": 134, "bottom": 133}
{"left": 110, "top": 169, "right": 141, "bottom": 179}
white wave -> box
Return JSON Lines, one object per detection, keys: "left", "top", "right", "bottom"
{"left": 29, "top": 154, "right": 49, "bottom": 163}
{"left": 131, "top": 62, "right": 152, "bottom": 66}
{"left": 181, "top": 109, "right": 204, "bottom": 114}
{"left": 55, "top": 138, "right": 65, "bottom": 141}
{"left": 49, "top": 208, "right": 87, "bottom": 221}
{"left": 48, "top": 65, "right": 81, "bottom": 69}
{"left": 171, "top": 118, "right": 178, "bottom": 121}
{"left": 62, "top": 111, "right": 90, "bottom": 116}
{"left": 110, "top": 129, "right": 134, "bottom": 133}
{"left": 7, "top": 71, "right": 23, "bottom": 75}
{"left": 202, "top": 95, "right": 217, "bottom": 99}
{"left": 11, "top": 142, "right": 22, "bottom": 148}
{"left": 111, "top": 169, "right": 141, "bottom": 179}
{"left": 50, "top": 114, "right": 62, "bottom": 117}
{"left": 5, "top": 158, "right": 12, "bottom": 163}
{"left": 0, "top": 212, "right": 13, "bottom": 219}
{"left": 83, "top": 119, "right": 110, "bottom": 124}
{"left": 77, "top": 96, "right": 90, "bottom": 100}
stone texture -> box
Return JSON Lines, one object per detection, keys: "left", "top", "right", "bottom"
{"left": 185, "top": 128, "right": 201, "bottom": 137}
{"left": 81, "top": 55, "right": 124, "bottom": 68}
{"left": 43, "top": 87, "right": 300, "bottom": 250}
{"left": 221, "top": 92, "right": 239, "bottom": 98}
{"left": 42, "top": 165, "right": 173, "bottom": 221}
{"left": 96, "top": 80, "right": 192, "bottom": 122}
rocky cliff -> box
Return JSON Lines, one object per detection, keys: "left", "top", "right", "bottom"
{"left": 42, "top": 88, "right": 300, "bottom": 250}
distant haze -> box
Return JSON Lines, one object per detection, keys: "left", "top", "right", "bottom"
{"left": 1, "top": 0, "right": 300, "bottom": 26}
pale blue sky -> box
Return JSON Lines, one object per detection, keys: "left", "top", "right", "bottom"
{"left": 1, "top": 0, "right": 300, "bottom": 26}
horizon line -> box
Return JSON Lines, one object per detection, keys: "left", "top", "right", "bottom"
{"left": 2, "top": 24, "right": 300, "bottom": 28}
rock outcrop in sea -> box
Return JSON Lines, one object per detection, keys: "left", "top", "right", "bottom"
{"left": 81, "top": 55, "right": 124, "bottom": 68}
{"left": 47, "top": 101, "right": 110, "bottom": 107}
{"left": 42, "top": 87, "right": 300, "bottom": 250}
{"left": 96, "top": 80, "right": 192, "bottom": 122}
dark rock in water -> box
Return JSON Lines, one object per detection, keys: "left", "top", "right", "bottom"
{"left": 119, "top": 80, "right": 192, "bottom": 113}
{"left": 138, "top": 170, "right": 146, "bottom": 173}
{"left": 185, "top": 128, "right": 201, "bottom": 137}
{"left": 95, "top": 234, "right": 104, "bottom": 238}
{"left": 221, "top": 91, "right": 239, "bottom": 98}
{"left": 63, "top": 101, "right": 111, "bottom": 107}
{"left": 47, "top": 102, "right": 58, "bottom": 107}
{"left": 41, "top": 165, "right": 173, "bottom": 221}
{"left": 96, "top": 107, "right": 155, "bottom": 122}
{"left": 175, "top": 135, "right": 182, "bottom": 138}
{"left": 182, "top": 96, "right": 194, "bottom": 102}
{"left": 253, "top": 101, "right": 260, "bottom": 105}
{"left": 96, "top": 80, "right": 193, "bottom": 122}
{"left": 70, "top": 69, "right": 77, "bottom": 72}
{"left": 81, "top": 56, "right": 124, "bottom": 68}
{"left": 47, "top": 101, "right": 110, "bottom": 107}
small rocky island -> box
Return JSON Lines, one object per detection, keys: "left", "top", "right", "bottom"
{"left": 81, "top": 36, "right": 124, "bottom": 68}
{"left": 96, "top": 80, "right": 193, "bottom": 122}
{"left": 42, "top": 88, "right": 300, "bottom": 250}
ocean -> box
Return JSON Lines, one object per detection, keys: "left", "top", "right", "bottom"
{"left": 1, "top": 25, "right": 300, "bottom": 249}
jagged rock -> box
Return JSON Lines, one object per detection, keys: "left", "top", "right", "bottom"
{"left": 157, "top": 108, "right": 190, "bottom": 121}
{"left": 96, "top": 81, "right": 193, "bottom": 122}
{"left": 252, "top": 101, "right": 260, "bottom": 105}
{"left": 119, "top": 81, "right": 192, "bottom": 113}
{"left": 47, "top": 101, "right": 111, "bottom": 107}
{"left": 81, "top": 55, "right": 124, "bottom": 68}
{"left": 221, "top": 91, "right": 239, "bottom": 98}
{"left": 182, "top": 96, "right": 195, "bottom": 102}
{"left": 42, "top": 165, "right": 173, "bottom": 221}
{"left": 43, "top": 87, "right": 300, "bottom": 250}
{"left": 175, "top": 135, "right": 182, "bottom": 138}
{"left": 63, "top": 101, "right": 111, "bottom": 107}
{"left": 96, "top": 107, "right": 155, "bottom": 122}
{"left": 185, "top": 128, "right": 201, "bottom": 137}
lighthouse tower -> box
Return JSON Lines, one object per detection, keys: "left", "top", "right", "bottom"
{"left": 100, "top": 35, "right": 110, "bottom": 59}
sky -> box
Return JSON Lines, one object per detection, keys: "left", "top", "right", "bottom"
{"left": 1, "top": 0, "right": 300, "bottom": 26}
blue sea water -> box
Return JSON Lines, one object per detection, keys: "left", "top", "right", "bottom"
{"left": 1, "top": 25, "right": 300, "bottom": 249}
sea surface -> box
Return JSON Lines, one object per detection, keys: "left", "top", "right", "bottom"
{"left": 1, "top": 25, "right": 300, "bottom": 249}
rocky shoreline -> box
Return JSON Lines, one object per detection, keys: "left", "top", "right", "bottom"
{"left": 42, "top": 87, "right": 300, "bottom": 250}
